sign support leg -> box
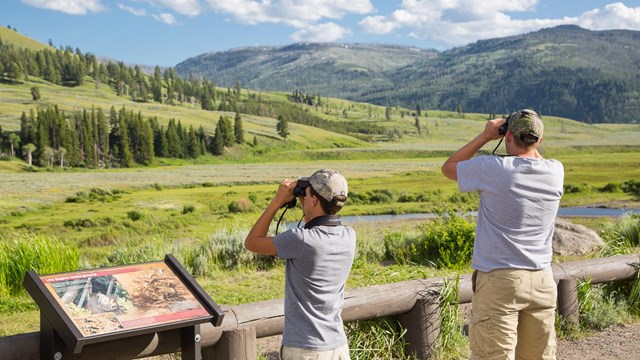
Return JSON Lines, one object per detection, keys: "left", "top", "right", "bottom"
{"left": 181, "top": 324, "right": 201, "bottom": 360}
{"left": 40, "top": 313, "right": 63, "bottom": 360}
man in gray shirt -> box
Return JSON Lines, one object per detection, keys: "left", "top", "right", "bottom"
{"left": 441, "top": 110, "right": 564, "bottom": 359}
{"left": 245, "top": 169, "right": 355, "bottom": 359}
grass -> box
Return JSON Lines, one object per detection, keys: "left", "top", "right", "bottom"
{"left": 1, "top": 59, "right": 640, "bottom": 358}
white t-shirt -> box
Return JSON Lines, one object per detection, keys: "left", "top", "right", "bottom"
{"left": 457, "top": 155, "right": 564, "bottom": 272}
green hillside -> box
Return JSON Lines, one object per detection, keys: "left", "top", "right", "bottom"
{"left": 1, "top": 26, "right": 640, "bottom": 171}
{"left": 175, "top": 26, "right": 640, "bottom": 123}
{"left": 0, "top": 26, "right": 51, "bottom": 52}
{"left": 175, "top": 43, "right": 436, "bottom": 101}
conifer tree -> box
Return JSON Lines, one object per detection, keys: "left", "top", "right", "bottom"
{"left": 234, "top": 112, "right": 244, "bottom": 144}
{"left": 151, "top": 66, "right": 163, "bottom": 103}
{"left": 187, "top": 126, "right": 200, "bottom": 159}
{"left": 211, "top": 123, "right": 224, "bottom": 156}
{"left": 218, "top": 116, "right": 234, "bottom": 147}
{"left": 277, "top": 115, "right": 289, "bottom": 140}
{"left": 96, "top": 107, "right": 109, "bottom": 167}
{"left": 165, "top": 119, "right": 183, "bottom": 158}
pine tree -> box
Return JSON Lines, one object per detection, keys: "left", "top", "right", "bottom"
{"left": 234, "top": 112, "right": 244, "bottom": 144}
{"left": 165, "top": 119, "right": 183, "bottom": 158}
{"left": 277, "top": 115, "right": 289, "bottom": 140}
{"left": 217, "top": 116, "right": 234, "bottom": 147}
{"left": 211, "top": 123, "right": 224, "bottom": 156}
{"left": 151, "top": 66, "right": 163, "bottom": 103}
{"left": 187, "top": 126, "right": 200, "bottom": 159}
{"left": 96, "top": 108, "right": 109, "bottom": 167}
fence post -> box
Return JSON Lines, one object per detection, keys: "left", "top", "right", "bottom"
{"left": 557, "top": 279, "right": 579, "bottom": 326}
{"left": 205, "top": 327, "right": 257, "bottom": 360}
{"left": 396, "top": 292, "right": 440, "bottom": 360}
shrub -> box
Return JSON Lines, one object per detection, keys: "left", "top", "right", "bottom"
{"left": 228, "top": 198, "right": 253, "bottom": 213}
{"left": 182, "top": 205, "right": 196, "bottom": 214}
{"left": 599, "top": 182, "right": 620, "bottom": 193}
{"left": 384, "top": 213, "right": 476, "bottom": 269}
{"left": 368, "top": 189, "right": 394, "bottom": 204}
{"left": 202, "top": 229, "right": 277, "bottom": 270}
{"left": 127, "top": 210, "right": 144, "bottom": 221}
{"left": 621, "top": 179, "right": 640, "bottom": 197}
{"left": 65, "top": 188, "right": 122, "bottom": 203}
{"left": 577, "top": 280, "right": 629, "bottom": 331}
{"left": 563, "top": 183, "right": 591, "bottom": 194}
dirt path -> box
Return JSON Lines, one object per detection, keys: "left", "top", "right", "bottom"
{"left": 257, "top": 320, "right": 640, "bottom": 359}
{"left": 556, "top": 321, "right": 640, "bottom": 360}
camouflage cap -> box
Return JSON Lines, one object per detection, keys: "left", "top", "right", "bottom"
{"left": 301, "top": 169, "right": 348, "bottom": 207}
{"left": 507, "top": 109, "right": 543, "bottom": 144}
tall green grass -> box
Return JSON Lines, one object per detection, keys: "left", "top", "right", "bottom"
{"left": 433, "top": 278, "right": 469, "bottom": 360}
{"left": 347, "top": 317, "right": 412, "bottom": 360}
{"left": 0, "top": 232, "right": 79, "bottom": 296}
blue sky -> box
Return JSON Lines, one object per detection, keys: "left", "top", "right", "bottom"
{"left": 2, "top": 0, "right": 640, "bottom": 67}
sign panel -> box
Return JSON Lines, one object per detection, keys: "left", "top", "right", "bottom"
{"left": 24, "top": 254, "right": 224, "bottom": 354}
{"left": 40, "top": 261, "right": 209, "bottom": 336}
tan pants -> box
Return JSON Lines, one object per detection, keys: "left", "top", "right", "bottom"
{"left": 281, "top": 344, "right": 350, "bottom": 360}
{"left": 470, "top": 268, "right": 557, "bottom": 360}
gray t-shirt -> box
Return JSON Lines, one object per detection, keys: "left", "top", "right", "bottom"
{"left": 457, "top": 155, "right": 564, "bottom": 272}
{"left": 273, "top": 224, "right": 356, "bottom": 350}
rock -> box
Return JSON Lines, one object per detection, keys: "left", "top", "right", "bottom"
{"left": 553, "top": 218, "right": 606, "bottom": 256}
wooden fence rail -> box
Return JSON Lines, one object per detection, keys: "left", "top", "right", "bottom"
{"left": 1, "top": 254, "right": 638, "bottom": 360}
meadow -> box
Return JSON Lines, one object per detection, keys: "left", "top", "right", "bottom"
{"left": 1, "top": 71, "right": 640, "bottom": 358}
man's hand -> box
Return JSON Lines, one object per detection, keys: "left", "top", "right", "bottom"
{"left": 441, "top": 117, "right": 505, "bottom": 180}
{"left": 484, "top": 117, "right": 507, "bottom": 141}
{"left": 272, "top": 179, "right": 296, "bottom": 208}
{"left": 245, "top": 178, "right": 298, "bottom": 256}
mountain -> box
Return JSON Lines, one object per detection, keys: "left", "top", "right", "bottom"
{"left": 175, "top": 43, "right": 436, "bottom": 101}
{"left": 176, "top": 26, "right": 640, "bottom": 123}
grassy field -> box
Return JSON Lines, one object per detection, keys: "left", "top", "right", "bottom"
{"left": 2, "top": 41, "right": 640, "bottom": 354}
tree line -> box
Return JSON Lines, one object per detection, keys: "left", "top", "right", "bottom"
{"left": 0, "top": 35, "right": 219, "bottom": 109}
{"left": 0, "top": 105, "right": 244, "bottom": 168}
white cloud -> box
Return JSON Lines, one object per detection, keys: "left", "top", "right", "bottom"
{"left": 290, "top": 22, "right": 352, "bottom": 42}
{"left": 117, "top": 3, "right": 147, "bottom": 16}
{"left": 576, "top": 2, "right": 640, "bottom": 30}
{"left": 204, "top": 0, "right": 373, "bottom": 23}
{"left": 136, "top": 0, "right": 202, "bottom": 17}
{"left": 359, "top": 1, "right": 640, "bottom": 48}
{"left": 152, "top": 12, "right": 181, "bottom": 25}
{"left": 204, "top": 0, "right": 372, "bottom": 41}
{"left": 22, "top": 0, "right": 106, "bottom": 15}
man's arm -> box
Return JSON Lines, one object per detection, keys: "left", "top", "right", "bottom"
{"left": 441, "top": 118, "right": 505, "bottom": 180}
{"left": 244, "top": 179, "right": 296, "bottom": 256}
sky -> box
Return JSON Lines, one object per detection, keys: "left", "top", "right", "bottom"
{"left": 2, "top": 0, "right": 640, "bottom": 67}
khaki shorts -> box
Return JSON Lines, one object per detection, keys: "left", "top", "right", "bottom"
{"left": 281, "top": 343, "right": 350, "bottom": 360}
{"left": 470, "top": 268, "right": 557, "bottom": 360}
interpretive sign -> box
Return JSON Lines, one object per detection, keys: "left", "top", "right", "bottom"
{"left": 24, "top": 254, "right": 224, "bottom": 356}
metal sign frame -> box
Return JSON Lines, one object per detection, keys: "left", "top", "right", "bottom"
{"left": 23, "top": 254, "right": 224, "bottom": 357}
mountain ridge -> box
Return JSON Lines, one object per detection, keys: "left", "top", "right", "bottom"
{"left": 175, "top": 25, "right": 640, "bottom": 123}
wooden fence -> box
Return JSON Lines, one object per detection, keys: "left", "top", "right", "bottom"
{"left": 1, "top": 254, "right": 638, "bottom": 360}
